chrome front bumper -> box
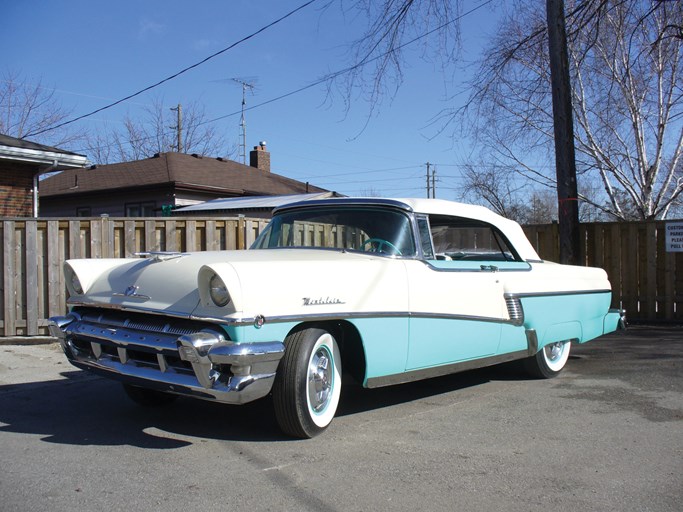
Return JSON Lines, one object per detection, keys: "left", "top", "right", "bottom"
{"left": 48, "top": 312, "right": 285, "bottom": 405}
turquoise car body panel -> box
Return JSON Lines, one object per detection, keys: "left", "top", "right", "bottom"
{"left": 406, "top": 317, "right": 501, "bottom": 370}
{"left": 223, "top": 290, "right": 616, "bottom": 386}
{"left": 519, "top": 291, "right": 613, "bottom": 346}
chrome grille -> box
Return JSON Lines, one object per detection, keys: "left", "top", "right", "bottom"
{"left": 64, "top": 307, "right": 222, "bottom": 375}
{"left": 74, "top": 307, "right": 205, "bottom": 336}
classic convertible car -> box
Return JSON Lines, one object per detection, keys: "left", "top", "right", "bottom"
{"left": 49, "top": 198, "right": 624, "bottom": 438}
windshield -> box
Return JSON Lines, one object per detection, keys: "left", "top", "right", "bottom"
{"left": 252, "top": 206, "right": 416, "bottom": 257}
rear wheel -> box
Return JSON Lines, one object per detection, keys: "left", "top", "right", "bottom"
{"left": 123, "top": 384, "right": 178, "bottom": 406}
{"left": 524, "top": 340, "right": 571, "bottom": 378}
{"left": 273, "top": 326, "right": 342, "bottom": 438}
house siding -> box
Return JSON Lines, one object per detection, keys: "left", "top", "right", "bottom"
{"left": 0, "top": 162, "right": 34, "bottom": 217}
{"left": 39, "top": 185, "right": 176, "bottom": 217}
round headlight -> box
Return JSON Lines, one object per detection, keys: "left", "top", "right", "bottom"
{"left": 209, "top": 273, "right": 231, "bottom": 307}
{"left": 66, "top": 267, "right": 84, "bottom": 295}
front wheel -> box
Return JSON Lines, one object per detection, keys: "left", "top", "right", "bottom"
{"left": 273, "top": 326, "right": 342, "bottom": 438}
{"left": 524, "top": 340, "right": 571, "bottom": 379}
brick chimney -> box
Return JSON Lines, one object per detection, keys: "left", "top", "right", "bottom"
{"left": 249, "top": 141, "right": 270, "bottom": 172}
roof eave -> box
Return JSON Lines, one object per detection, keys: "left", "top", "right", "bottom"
{"left": 0, "top": 145, "right": 89, "bottom": 169}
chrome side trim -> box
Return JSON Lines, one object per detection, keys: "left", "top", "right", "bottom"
{"left": 424, "top": 262, "right": 533, "bottom": 273}
{"left": 365, "top": 350, "right": 529, "bottom": 388}
{"left": 68, "top": 287, "right": 615, "bottom": 329}
{"left": 505, "top": 289, "right": 611, "bottom": 299}
{"left": 64, "top": 302, "right": 521, "bottom": 328}
{"left": 191, "top": 310, "right": 521, "bottom": 327}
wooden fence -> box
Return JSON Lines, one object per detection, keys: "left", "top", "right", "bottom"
{"left": 0, "top": 216, "right": 268, "bottom": 337}
{"left": 523, "top": 221, "right": 683, "bottom": 323}
{"left": 0, "top": 217, "right": 681, "bottom": 337}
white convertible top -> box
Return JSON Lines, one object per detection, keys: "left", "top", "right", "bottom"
{"left": 393, "top": 198, "right": 541, "bottom": 262}
{"left": 276, "top": 197, "right": 542, "bottom": 262}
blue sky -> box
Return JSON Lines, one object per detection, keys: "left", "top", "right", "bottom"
{"left": 2, "top": 0, "right": 498, "bottom": 198}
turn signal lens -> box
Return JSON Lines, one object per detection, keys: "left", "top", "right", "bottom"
{"left": 209, "top": 273, "right": 231, "bottom": 307}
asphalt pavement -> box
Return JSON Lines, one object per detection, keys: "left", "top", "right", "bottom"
{"left": 0, "top": 326, "right": 681, "bottom": 512}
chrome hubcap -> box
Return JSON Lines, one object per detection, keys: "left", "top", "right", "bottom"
{"left": 308, "top": 347, "right": 332, "bottom": 413}
{"left": 546, "top": 342, "right": 563, "bottom": 362}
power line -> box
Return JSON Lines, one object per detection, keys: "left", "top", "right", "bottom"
{"left": 291, "top": 165, "right": 419, "bottom": 179}
{"left": 39, "top": 0, "right": 494, "bottom": 142}
{"left": 68, "top": 0, "right": 496, "bottom": 167}
{"left": 203, "top": 0, "right": 496, "bottom": 127}
{"left": 23, "top": 0, "right": 320, "bottom": 139}
{"left": 321, "top": 174, "right": 424, "bottom": 186}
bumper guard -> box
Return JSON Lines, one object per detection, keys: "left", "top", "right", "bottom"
{"left": 48, "top": 313, "right": 285, "bottom": 405}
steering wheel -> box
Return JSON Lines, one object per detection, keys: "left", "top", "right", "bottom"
{"left": 360, "top": 238, "right": 402, "bottom": 256}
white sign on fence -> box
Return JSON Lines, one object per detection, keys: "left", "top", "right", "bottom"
{"left": 666, "top": 221, "right": 683, "bottom": 252}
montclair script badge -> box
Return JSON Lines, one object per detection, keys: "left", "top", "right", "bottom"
{"left": 303, "top": 297, "right": 345, "bottom": 306}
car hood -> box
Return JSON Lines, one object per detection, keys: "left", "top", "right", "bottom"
{"left": 66, "top": 249, "right": 409, "bottom": 319}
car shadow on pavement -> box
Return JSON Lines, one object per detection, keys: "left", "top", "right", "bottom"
{"left": 0, "top": 371, "right": 286, "bottom": 446}
{"left": 3, "top": 326, "right": 678, "bottom": 444}
{"left": 0, "top": 361, "right": 533, "bottom": 445}
{"left": 336, "top": 361, "right": 525, "bottom": 418}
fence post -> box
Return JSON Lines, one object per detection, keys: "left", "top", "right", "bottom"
{"left": 238, "top": 216, "right": 246, "bottom": 250}
{"left": 3, "top": 221, "right": 16, "bottom": 336}
{"left": 25, "top": 220, "right": 39, "bottom": 335}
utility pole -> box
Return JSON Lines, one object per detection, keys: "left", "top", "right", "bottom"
{"left": 432, "top": 165, "right": 437, "bottom": 199}
{"left": 170, "top": 104, "right": 182, "bottom": 153}
{"left": 547, "top": 0, "right": 580, "bottom": 264}
{"left": 426, "top": 162, "right": 437, "bottom": 198}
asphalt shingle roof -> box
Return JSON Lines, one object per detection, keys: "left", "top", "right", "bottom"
{"left": 39, "top": 152, "right": 326, "bottom": 197}
{"left": 0, "top": 134, "right": 85, "bottom": 157}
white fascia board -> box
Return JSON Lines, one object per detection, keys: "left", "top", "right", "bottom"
{"left": 0, "top": 144, "right": 88, "bottom": 168}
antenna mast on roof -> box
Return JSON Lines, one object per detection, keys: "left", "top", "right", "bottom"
{"left": 231, "top": 78, "right": 256, "bottom": 164}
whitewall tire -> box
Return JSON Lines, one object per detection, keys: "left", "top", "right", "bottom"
{"left": 273, "top": 326, "right": 342, "bottom": 438}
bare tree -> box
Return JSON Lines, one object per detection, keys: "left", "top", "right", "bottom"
{"left": 458, "top": 0, "right": 683, "bottom": 221}
{"left": 460, "top": 164, "right": 528, "bottom": 220}
{"left": 335, "top": 1, "right": 683, "bottom": 221}
{"left": 84, "top": 97, "right": 231, "bottom": 164}
{"left": 459, "top": 163, "right": 561, "bottom": 224}
{"left": 0, "top": 71, "right": 84, "bottom": 147}
{"left": 330, "top": 0, "right": 464, "bottom": 116}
